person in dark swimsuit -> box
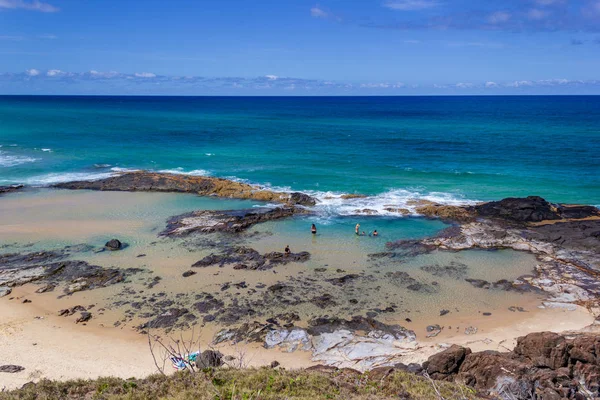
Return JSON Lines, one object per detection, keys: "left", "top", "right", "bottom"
{"left": 284, "top": 245, "right": 291, "bottom": 256}
{"left": 373, "top": 230, "right": 378, "bottom": 237}
{"left": 311, "top": 224, "right": 317, "bottom": 235}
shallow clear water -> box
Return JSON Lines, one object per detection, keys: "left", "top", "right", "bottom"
{"left": 0, "top": 189, "right": 543, "bottom": 332}
{"left": 1, "top": 95, "right": 599, "bottom": 208}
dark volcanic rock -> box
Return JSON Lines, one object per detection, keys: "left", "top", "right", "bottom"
{"left": 53, "top": 171, "right": 317, "bottom": 206}
{"left": 104, "top": 239, "right": 122, "bottom": 251}
{"left": 471, "top": 196, "right": 598, "bottom": 225}
{"left": 164, "top": 207, "right": 309, "bottom": 236}
{"left": 75, "top": 312, "right": 92, "bottom": 324}
{"left": 0, "top": 185, "right": 24, "bottom": 196}
{"left": 182, "top": 270, "right": 196, "bottom": 278}
{"left": 0, "top": 365, "right": 25, "bottom": 373}
{"left": 141, "top": 308, "right": 189, "bottom": 330}
{"left": 195, "top": 350, "right": 224, "bottom": 369}
{"left": 421, "top": 262, "right": 468, "bottom": 279}
{"left": 0, "top": 248, "right": 139, "bottom": 296}
{"left": 311, "top": 293, "right": 337, "bottom": 309}
{"left": 192, "top": 246, "right": 310, "bottom": 270}
{"left": 526, "top": 220, "right": 600, "bottom": 252}
{"left": 194, "top": 296, "right": 224, "bottom": 314}
{"left": 325, "top": 274, "right": 361, "bottom": 286}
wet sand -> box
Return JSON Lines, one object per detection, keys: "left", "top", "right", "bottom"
{"left": 1, "top": 188, "right": 596, "bottom": 389}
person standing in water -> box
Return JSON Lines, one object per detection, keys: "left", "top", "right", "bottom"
{"left": 373, "top": 230, "right": 378, "bottom": 237}
{"left": 355, "top": 223, "right": 360, "bottom": 235}
{"left": 311, "top": 224, "right": 317, "bottom": 235}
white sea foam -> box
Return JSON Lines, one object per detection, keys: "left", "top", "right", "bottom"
{"left": 158, "top": 167, "right": 211, "bottom": 176}
{"left": 41, "top": 148, "right": 52, "bottom": 152}
{"left": 24, "top": 172, "right": 117, "bottom": 185}
{"left": 0, "top": 151, "right": 38, "bottom": 168}
{"left": 235, "top": 178, "right": 477, "bottom": 218}
{"left": 305, "top": 188, "right": 478, "bottom": 218}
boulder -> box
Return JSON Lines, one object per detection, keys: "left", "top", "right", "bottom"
{"left": 75, "top": 312, "right": 92, "bottom": 324}
{"left": 473, "top": 196, "right": 560, "bottom": 223}
{"left": 513, "top": 332, "right": 570, "bottom": 370}
{"left": 105, "top": 239, "right": 122, "bottom": 251}
{"left": 195, "top": 350, "right": 223, "bottom": 369}
{"left": 423, "top": 345, "right": 471, "bottom": 381}
{"left": 457, "top": 351, "right": 530, "bottom": 391}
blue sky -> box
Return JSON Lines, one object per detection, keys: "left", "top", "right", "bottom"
{"left": 1, "top": 0, "right": 600, "bottom": 95}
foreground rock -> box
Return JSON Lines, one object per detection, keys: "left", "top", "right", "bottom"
{"left": 162, "top": 207, "right": 309, "bottom": 236}
{"left": 424, "top": 331, "right": 600, "bottom": 399}
{"left": 54, "top": 171, "right": 317, "bottom": 206}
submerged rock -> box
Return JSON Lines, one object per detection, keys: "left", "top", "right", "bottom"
{"left": 104, "top": 239, "right": 122, "bottom": 251}
{"left": 192, "top": 246, "right": 310, "bottom": 270}
{"left": 0, "top": 185, "right": 24, "bottom": 196}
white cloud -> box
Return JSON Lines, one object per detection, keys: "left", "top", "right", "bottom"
{"left": 455, "top": 82, "right": 474, "bottom": 89}
{"left": 488, "top": 11, "right": 511, "bottom": 24}
{"left": 384, "top": 0, "right": 439, "bottom": 11}
{"left": 0, "top": 0, "right": 59, "bottom": 12}
{"left": 46, "top": 69, "right": 63, "bottom": 77}
{"left": 88, "top": 70, "right": 121, "bottom": 79}
{"left": 134, "top": 72, "right": 156, "bottom": 78}
{"left": 265, "top": 75, "right": 278, "bottom": 80}
{"left": 310, "top": 6, "right": 328, "bottom": 18}
{"left": 25, "top": 68, "right": 40, "bottom": 76}
{"left": 485, "top": 81, "right": 499, "bottom": 88}
{"left": 506, "top": 80, "right": 534, "bottom": 87}
{"left": 360, "top": 82, "right": 405, "bottom": 88}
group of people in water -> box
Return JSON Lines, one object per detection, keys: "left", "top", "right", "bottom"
{"left": 354, "top": 223, "right": 378, "bottom": 237}
{"left": 284, "top": 223, "right": 379, "bottom": 255}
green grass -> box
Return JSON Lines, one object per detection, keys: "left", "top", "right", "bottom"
{"left": 0, "top": 367, "right": 480, "bottom": 400}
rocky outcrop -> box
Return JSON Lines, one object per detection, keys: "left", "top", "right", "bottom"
{"left": 192, "top": 246, "right": 310, "bottom": 270}
{"left": 0, "top": 249, "right": 139, "bottom": 296}
{"left": 413, "top": 196, "right": 599, "bottom": 225}
{"left": 387, "top": 196, "right": 600, "bottom": 314}
{"left": 162, "top": 207, "right": 309, "bottom": 236}
{"left": 53, "top": 171, "right": 317, "bottom": 206}
{"left": 422, "top": 332, "right": 600, "bottom": 399}
{"left": 0, "top": 185, "right": 24, "bottom": 196}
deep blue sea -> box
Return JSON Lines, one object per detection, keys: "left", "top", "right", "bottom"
{"left": 1, "top": 95, "right": 598, "bottom": 212}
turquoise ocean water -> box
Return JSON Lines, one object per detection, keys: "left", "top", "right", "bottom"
{"left": 1, "top": 95, "right": 599, "bottom": 213}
